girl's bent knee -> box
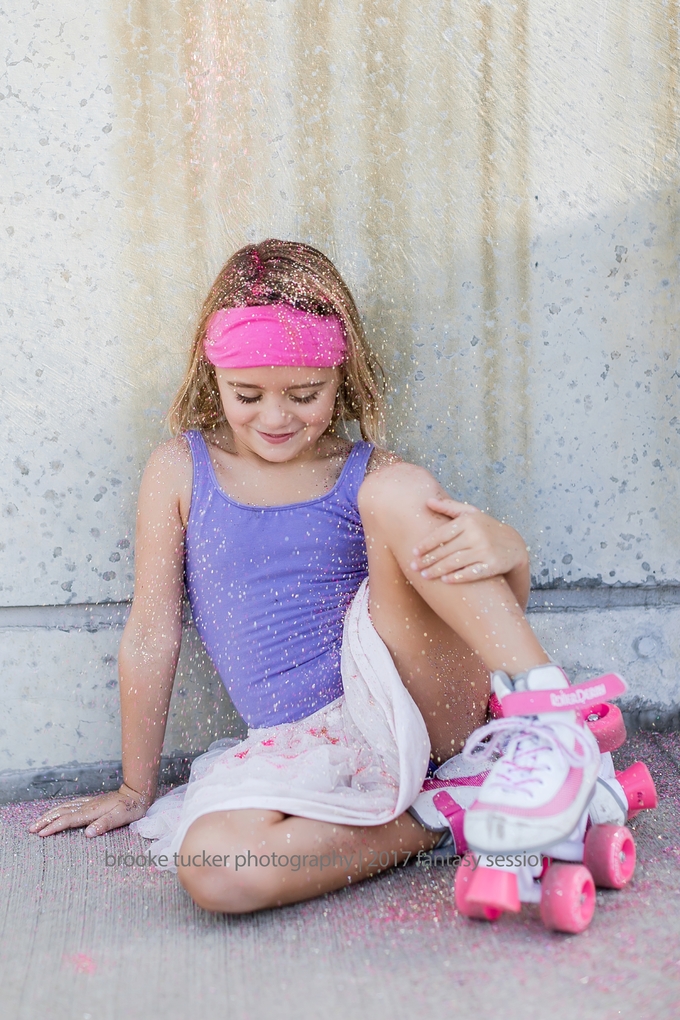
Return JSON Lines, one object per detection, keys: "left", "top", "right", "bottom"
{"left": 178, "top": 860, "right": 279, "bottom": 914}
{"left": 178, "top": 864, "right": 273, "bottom": 913}
{"left": 361, "top": 462, "right": 440, "bottom": 518}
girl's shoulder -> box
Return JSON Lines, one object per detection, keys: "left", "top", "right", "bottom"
{"left": 140, "top": 437, "right": 193, "bottom": 524}
{"left": 145, "top": 435, "right": 194, "bottom": 474}
{"left": 365, "top": 446, "right": 402, "bottom": 476}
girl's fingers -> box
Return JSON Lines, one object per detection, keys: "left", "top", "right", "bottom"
{"left": 419, "top": 552, "right": 489, "bottom": 579}
{"left": 441, "top": 562, "right": 490, "bottom": 584}
{"left": 413, "top": 502, "right": 527, "bottom": 580}
{"left": 29, "top": 794, "right": 131, "bottom": 836}
{"left": 412, "top": 525, "right": 469, "bottom": 563}
{"left": 425, "top": 497, "right": 473, "bottom": 517}
{"left": 29, "top": 798, "right": 95, "bottom": 833}
{"left": 413, "top": 504, "right": 481, "bottom": 560}
{"left": 33, "top": 809, "right": 90, "bottom": 837}
{"left": 84, "top": 809, "right": 124, "bottom": 838}
{"left": 418, "top": 538, "right": 472, "bottom": 569}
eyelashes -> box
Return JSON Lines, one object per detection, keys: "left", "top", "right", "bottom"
{"left": 291, "top": 393, "right": 320, "bottom": 405}
{"left": 235, "top": 392, "right": 320, "bottom": 405}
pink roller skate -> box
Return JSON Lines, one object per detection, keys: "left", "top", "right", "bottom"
{"left": 455, "top": 758, "right": 656, "bottom": 933}
{"left": 451, "top": 700, "right": 657, "bottom": 933}
{"left": 411, "top": 676, "right": 657, "bottom": 933}
{"left": 462, "top": 665, "right": 627, "bottom": 853}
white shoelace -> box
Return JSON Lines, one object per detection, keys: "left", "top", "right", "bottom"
{"left": 461, "top": 718, "right": 595, "bottom": 799}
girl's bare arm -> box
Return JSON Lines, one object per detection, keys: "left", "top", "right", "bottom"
{"left": 29, "top": 440, "right": 192, "bottom": 837}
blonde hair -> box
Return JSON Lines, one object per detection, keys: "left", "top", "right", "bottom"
{"left": 168, "top": 240, "right": 386, "bottom": 443}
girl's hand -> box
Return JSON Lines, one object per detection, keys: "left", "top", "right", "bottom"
{"left": 28, "top": 783, "right": 149, "bottom": 838}
{"left": 411, "top": 497, "right": 529, "bottom": 584}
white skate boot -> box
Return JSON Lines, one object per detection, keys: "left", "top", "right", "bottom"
{"left": 462, "top": 665, "right": 627, "bottom": 853}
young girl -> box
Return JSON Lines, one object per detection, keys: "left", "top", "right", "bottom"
{"left": 30, "top": 240, "right": 599, "bottom": 913}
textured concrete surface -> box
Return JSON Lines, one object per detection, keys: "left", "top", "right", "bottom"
{"left": 1, "top": 3, "right": 678, "bottom": 766}
{"left": 1, "top": 732, "right": 679, "bottom": 1020}
{"left": 0, "top": 620, "right": 241, "bottom": 775}
{"left": 530, "top": 604, "right": 680, "bottom": 716}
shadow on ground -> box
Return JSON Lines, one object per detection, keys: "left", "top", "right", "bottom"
{"left": 1, "top": 733, "right": 679, "bottom": 1020}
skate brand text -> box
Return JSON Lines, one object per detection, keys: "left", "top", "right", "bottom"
{"left": 549, "top": 682, "right": 607, "bottom": 707}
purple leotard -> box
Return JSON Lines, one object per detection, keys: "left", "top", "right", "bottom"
{"left": 183, "top": 431, "right": 374, "bottom": 728}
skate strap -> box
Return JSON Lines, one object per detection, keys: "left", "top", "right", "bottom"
{"left": 500, "top": 673, "right": 627, "bottom": 717}
{"left": 432, "top": 791, "right": 467, "bottom": 855}
{"left": 423, "top": 774, "right": 487, "bottom": 790}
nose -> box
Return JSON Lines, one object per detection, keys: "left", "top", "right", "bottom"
{"left": 258, "top": 395, "right": 294, "bottom": 430}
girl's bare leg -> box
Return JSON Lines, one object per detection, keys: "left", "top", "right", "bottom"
{"left": 358, "top": 467, "right": 550, "bottom": 762}
{"left": 178, "top": 808, "right": 438, "bottom": 913}
{"left": 359, "top": 463, "right": 549, "bottom": 761}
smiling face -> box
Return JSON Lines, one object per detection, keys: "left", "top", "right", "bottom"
{"left": 214, "top": 365, "right": 341, "bottom": 462}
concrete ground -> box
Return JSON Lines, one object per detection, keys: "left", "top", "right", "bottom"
{"left": 1, "top": 732, "right": 679, "bottom": 1020}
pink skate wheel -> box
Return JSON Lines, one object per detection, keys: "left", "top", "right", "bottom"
{"left": 455, "top": 863, "right": 502, "bottom": 920}
{"left": 583, "top": 824, "right": 636, "bottom": 889}
{"left": 466, "top": 866, "right": 521, "bottom": 915}
{"left": 615, "top": 761, "right": 658, "bottom": 819}
{"left": 540, "top": 864, "right": 596, "bottom": 934}
{"left": 579, "top": 702, "right": 627, "bottom": 752}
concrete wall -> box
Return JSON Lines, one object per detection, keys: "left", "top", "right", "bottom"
{"left": 1, "top": 0, "right": 678, "bottom": 794}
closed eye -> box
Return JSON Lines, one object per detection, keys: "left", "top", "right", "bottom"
{"left": 290, "top": 392, "right": 320, "bottom": 404}
{"left": 234, "top": 389, "right": 321, "bottom": 405}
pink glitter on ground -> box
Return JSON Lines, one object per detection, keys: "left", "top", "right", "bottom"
{"left": 1, "top": 732, "right": 679, "bottom": 1020}
{"left": 63, "top": 953, "right": 97, "bottom": 975}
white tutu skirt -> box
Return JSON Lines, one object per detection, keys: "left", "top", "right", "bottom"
{"left": 131, "top": 580, "right": 431, "bottom": 870}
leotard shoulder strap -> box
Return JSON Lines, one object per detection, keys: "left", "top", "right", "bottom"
{"left": 334, "top": 440, "right": 374, "bottom": 508}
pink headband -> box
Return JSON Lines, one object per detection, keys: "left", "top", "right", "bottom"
{"left": 203, "top": 305, "right": 346, "bottom": 369}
